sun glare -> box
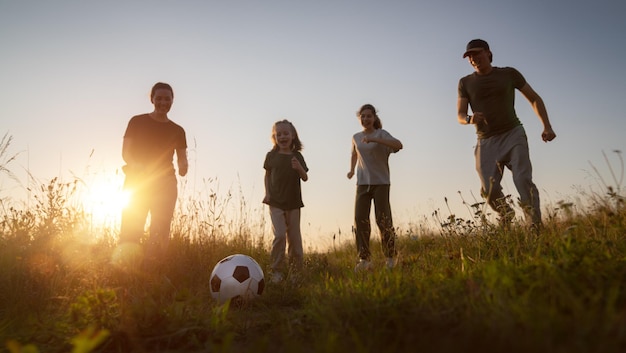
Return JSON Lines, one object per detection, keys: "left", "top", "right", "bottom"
{"left": 83, "top": 177, "right": 129, "bottom": 228}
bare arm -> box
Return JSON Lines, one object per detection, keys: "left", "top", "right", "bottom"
{"left": 176, "top": 148, "right": 188, "bottom": 177}
{"left": 364, "top": 135, "right": 403, "bottom": 151}
{"left": 121, "top": 137, "right": 145, "bottom": 171}
{"left": 291, "top": 156, "right": 308, "bottom": 182}
{"left": 519, "top": 83, "right": 556, "bottom": 142}
{"left": 457, "top": 97, "right": 486, "bottom": 125}
{"left": 122, "top": 137, "right": 134, "bottom": 165}
{"left": 347, "top": 145, "right": 357, "bottom": 179}
{"left": 262, "top": 170, "right": 271, "bottom": 204}
{"left": 363, "top": 130, "right": 403, "bottom": 150}
{"left": 457, "top": 97, "right": 471, "bottom": 124}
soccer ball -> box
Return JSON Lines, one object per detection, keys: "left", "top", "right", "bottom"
{"left": 209, "top": 254, "right": 265, "bottom": 305}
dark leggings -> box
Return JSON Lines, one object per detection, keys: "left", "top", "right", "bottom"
{"left": 354, "top": 184, "right": 396, "bottom": 260}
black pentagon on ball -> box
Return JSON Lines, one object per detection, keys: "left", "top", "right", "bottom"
{"left": 210, "top": 274, "right": 222, "bottom": 292}
{"left": 257, "top": 278, "right": 265, "bottom": 295}
{"left": 233, "top": 265, "right": 250, "bottom": 283}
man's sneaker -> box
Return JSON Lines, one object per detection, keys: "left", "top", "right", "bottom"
{"left": 270, "top": 272, "right": 284, "bottom": 284}
{"left": 385, "top": 257, "right": 396, "bottom": 270}
{"left": 354, "top": 259, "right": 373, "bottom": 273}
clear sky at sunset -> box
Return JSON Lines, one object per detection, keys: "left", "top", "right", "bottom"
{"left": 1, "top": 1, "right": 625, "bottom": 249}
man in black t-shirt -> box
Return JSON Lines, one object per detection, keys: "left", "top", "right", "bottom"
{"left": 457, "top": 39, "right": 556, "bottom": 229}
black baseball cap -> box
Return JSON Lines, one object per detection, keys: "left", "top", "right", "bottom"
{"left": 463, "top": 39, "right": 490, "bottom": 58}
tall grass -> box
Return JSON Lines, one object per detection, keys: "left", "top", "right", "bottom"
{"left": 1, "top": 138, "right": 626, "bottom": 352}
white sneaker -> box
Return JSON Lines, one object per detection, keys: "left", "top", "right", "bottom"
{"left": 385, "top": 257, "right": 396, "bottom": 270}
{"left": 354, "top": 259, "right": 373, "bottom": 273}
{"left": 270, "top": 272, "right": 284, "bottom": 283}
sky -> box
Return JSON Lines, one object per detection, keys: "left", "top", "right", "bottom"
{"left": 1, "top": 0, "right": 625, "bottom": 250}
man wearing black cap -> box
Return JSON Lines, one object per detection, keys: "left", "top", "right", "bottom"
{"left": 457, "top": 39, "right": 556, "bottom": 229}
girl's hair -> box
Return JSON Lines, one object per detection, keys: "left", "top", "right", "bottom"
{"left": 271, "top": 119, "right": 303, "bottom": 152}
{"left": 150, "top": 82, "right": 174, "bottom": 99}
{"left": 357, "top": 103, "right": 382, "bottom": 129}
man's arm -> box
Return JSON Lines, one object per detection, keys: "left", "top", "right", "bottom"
{"left": 519, "top": 83, "right": 556, "bottom": 142}
{"left": 457, "top": 97, "right": 487, "bottom": 125}
{"left": 457, "top": 97, "right": 471, "bottom": 124}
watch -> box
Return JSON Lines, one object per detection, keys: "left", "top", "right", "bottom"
{"left": 465, "top": 115, "right": 472, "bottom": 124}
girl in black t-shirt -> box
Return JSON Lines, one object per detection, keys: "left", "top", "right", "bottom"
{"left": 263, "top": 120, "right": 308, "bottom": 283}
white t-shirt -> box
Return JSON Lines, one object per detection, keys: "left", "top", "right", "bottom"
{"left": 351, "top": 129, "right": 399, "bottom": 185}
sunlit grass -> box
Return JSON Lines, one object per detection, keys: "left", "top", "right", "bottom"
{"left": 1, "top": 135, "right": 625, "bottom": 353}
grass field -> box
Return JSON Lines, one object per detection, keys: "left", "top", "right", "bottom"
{"left": 1, "top": 145, "right": 625, "bottom": 352}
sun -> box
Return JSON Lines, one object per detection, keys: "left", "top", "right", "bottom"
{"left": 82, "top": 175, "right": 129, "bottom": 229}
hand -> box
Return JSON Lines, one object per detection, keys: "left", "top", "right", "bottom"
{"left": 291, "top": 157, "right": 302, "bottom": 171}
{"left": 361, "top": 136, "right": 375, "bottom": 144}
{"left": 347, "top": 171, "right": 354, "bottom": 179}
{"left": 542, "top": 127, "right": 556, "bottom": 142}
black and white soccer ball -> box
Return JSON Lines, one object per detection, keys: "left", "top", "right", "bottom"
{"left": 209, "top": 254, "right": 265, "bottom": 304}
